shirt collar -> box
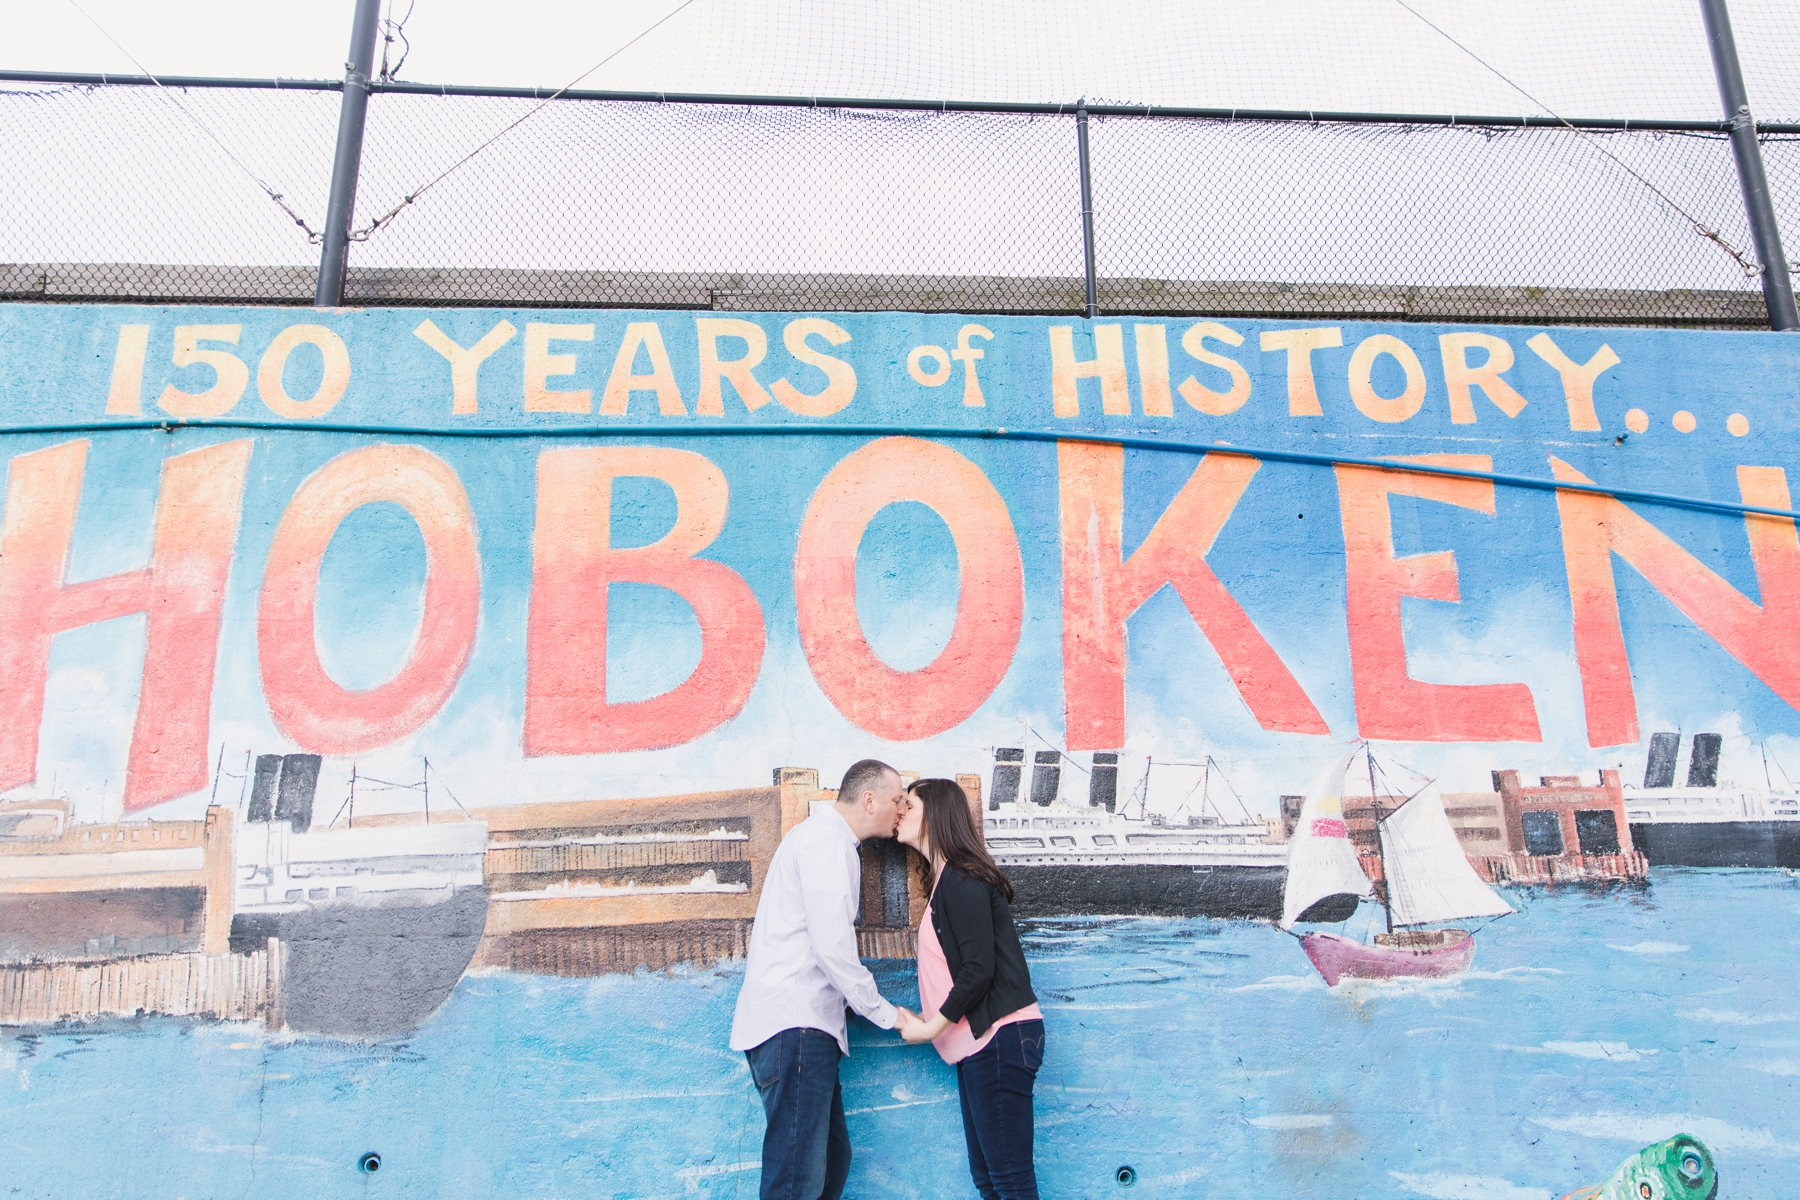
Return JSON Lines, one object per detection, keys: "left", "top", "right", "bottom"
{"left": 817, "top": 802, "right": 862, "bottom": 846}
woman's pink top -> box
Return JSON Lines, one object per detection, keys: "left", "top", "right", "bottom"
{"left": 917, "top": 900, "right": 1044, "bottom": 1065}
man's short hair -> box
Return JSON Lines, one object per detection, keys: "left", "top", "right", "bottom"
{"left": 837, "top": 758, "right": 897, "bottom": 806}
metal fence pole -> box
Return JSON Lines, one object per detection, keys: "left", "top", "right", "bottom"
{"left": 1700, "top": 0, "right": 1798, "bottom": 331}
{"left": 1076, "top": 101, "right": 1100, "bottom": 319}
{"left": 314, "top": 0, "right": 384, "bottom": 308}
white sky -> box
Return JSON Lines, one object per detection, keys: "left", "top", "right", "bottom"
{"left": 3, "top": 0, "right": 1797, "bottom": 120}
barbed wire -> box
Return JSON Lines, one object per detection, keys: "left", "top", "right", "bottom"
{"left": 378, "top": 0, "right": 415, "bottom": 84}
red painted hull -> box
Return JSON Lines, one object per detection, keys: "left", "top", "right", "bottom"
{"left": 1300, "top": 930, "right": 1475, "bottom": 986}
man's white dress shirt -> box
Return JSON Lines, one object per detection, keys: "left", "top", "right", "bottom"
{"left": 730, "top": 804, "right": 897, "bottom": 1055}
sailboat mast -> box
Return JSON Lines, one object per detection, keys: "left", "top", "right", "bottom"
{"left": 1368, "top": 745, "right": 1392, "bottom": 935}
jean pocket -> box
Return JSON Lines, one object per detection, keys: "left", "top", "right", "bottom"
{"left": 747, "top": 1038, "right": 783, "bottom": 1091}
{"left": 1014, "top": 1021, "right": 1045, "bottom": 1073}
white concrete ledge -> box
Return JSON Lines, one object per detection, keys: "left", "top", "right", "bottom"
{"left": 0, "top": 263, "right": 1771, "bottom": 327}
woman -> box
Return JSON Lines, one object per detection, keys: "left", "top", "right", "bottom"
{"left": 896, "top": 778, "right": 1044, "bottom": 1200}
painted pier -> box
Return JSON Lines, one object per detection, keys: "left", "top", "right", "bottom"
{"left": 468, "top": 767, "right": 924, "bottom": 977}
{"left": 0, "top": 800, "right": 284, "bottom": 1026}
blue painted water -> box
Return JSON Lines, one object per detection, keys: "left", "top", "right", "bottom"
{"left": 3, "top": 870, "right": 1797, "bottom": 1199}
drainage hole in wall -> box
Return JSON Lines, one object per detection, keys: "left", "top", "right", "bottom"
{"left": 359, "top": 1151, "right": 382, "bottom": 1175}
{"left": 1115, "top": 1164, "right": 1137, "bottom": 1187}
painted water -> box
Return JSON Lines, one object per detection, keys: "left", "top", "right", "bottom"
{"left": 4, "top": 869, "right": 1795, "bottom": 1200}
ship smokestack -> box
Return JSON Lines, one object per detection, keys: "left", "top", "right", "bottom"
{"left": 1687, "top": 734, "right": 1722, "bottom": 788}
{"left": 991, "top": 748, "right": 1024, "bottom": 809}
{"left": 275, "top": 754, "right": 322, "bottom": 833}
{"left": 247, "top": 754, "right": 283, "bottom": 823}
{"left": 1644, "top": 732, "right": 1681, "bottom": 788}
{"left": 1089, "top": 753, "right": 1119, "bottom": 812}
{"left": 1030, "top": 751, "right": 1061, "bottom": 806}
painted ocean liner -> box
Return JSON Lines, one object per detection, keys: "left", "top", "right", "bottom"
{"left": 1624, "top": 732, "right": 1800, "bottom": 868}
{"left": 229, "top": 753, "right": 488, "bottom": 1038}
{"left": 980, "top": 747, "right": 1286, "bottom": 919}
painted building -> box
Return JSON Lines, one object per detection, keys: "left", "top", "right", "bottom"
{"left": 1493, "top": 768, "right": 1633, "bottom": 858}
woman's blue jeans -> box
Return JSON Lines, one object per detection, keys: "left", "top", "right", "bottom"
{"left": 745, "top": 1027, "right": 850, "bottom": 1200}
{"left": 955, "top": 1019, "right": 1045, "bottom": 1200}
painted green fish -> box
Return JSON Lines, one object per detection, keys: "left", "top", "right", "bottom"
{"left": 1559, "top": 1135, "right": 1717, "bottom": 1200}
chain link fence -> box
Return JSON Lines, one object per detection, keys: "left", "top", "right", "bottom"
{"left": 0, "top": 72, "right": 1794, "bottom": 326}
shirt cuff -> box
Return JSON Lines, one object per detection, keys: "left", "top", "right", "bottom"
{"left": 867, "top": 998, "right": 898, "bottom": 1030}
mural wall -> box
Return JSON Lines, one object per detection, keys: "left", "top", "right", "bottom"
{"left": 0, "top": 302, "right": 1795, "bottom": 1197}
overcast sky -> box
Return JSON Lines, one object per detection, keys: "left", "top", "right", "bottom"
{"left": 4, "top": 0, "right": 1797, "bottom": 121}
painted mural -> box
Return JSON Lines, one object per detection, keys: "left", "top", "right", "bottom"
{"left": 0, "top": 302, "right": 1795, "bottom": 1197}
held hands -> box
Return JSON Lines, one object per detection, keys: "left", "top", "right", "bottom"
{"left": 892, "top": 1006, "right": 925, "bottom": 1043}
{"left": 899, "top": 1009, "right": 932, "bottom": 1044}
{"left": 896, "top": 1007, "right": 950, "bottom": 1044}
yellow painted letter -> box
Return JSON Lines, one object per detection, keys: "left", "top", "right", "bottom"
{"left": 1049, "top": 325, "right": 1129, "bottom": 417}
{"left": 1347, "top": 334, "right": 1427, "bottom": 423}
{"left": 1439, "top": 332, "right": 1527, "bottom": 425}
{"left": 600, "top": 322, "right": 686, "bottom": 416}
{"left": 1258, "top": 327, "right": 1342, "bottom": 416}
{"left": 414, "top": 319, "right": 516, "bottom": 415}
{"left": 1178, "top": 322, "right": 1252, "bottom": 416}
{"left": 772, "top": 318, "right": 856, "bottom": 417}
{"left": 696, "top": 318, "right": 774, "bottom": 415}
{"left": 524, "top": 323, "right": 594, "bottom": 414}
{"left": 1134, "top": 325, "right": 1173, "bottom": 417}
{"left": 1527, "top": 333, "right": 1618, "bottom": 433}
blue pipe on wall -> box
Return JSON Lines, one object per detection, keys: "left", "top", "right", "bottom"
{"left": 0, "top": 417, "right": 1790, "bottom": 523}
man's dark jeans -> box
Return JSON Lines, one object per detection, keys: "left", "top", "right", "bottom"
{"left": 955, "top": 1018, "right": 1045, "bottom": 1200}
{"left": 746, "top": 1027, "right": 850, "bottom": 1200}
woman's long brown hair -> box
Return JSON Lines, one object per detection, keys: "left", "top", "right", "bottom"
{"left": 908, "top": 778, "right": 1013, "bottom": 902}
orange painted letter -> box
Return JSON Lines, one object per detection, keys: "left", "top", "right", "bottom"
{"left": 0, "top": 439, "right": 252, "bottom": 810}
{"left": 259, "top": 445, "right": 482, "bottom": 755}
{"left": 525, "top": 446, "right": 765, "bottom": 754}
{"left": 794, "top": 438, "right": 1023, "bottom": 741}
{"left": 1059, "top": 442, "right": 1327, "bottom": 749}
{"left": 1335, "top": 456, "right": 1540, "bottom": 742}
{"left": 1552, "top": 458, "right": 1800, "bottom": 747}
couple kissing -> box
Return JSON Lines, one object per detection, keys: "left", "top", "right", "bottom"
{"left": 730, "top": 759, "right": 1045, "bottom": 1200}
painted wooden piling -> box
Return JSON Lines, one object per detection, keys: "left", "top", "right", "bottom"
{"left": 0, "top": 943, "right": 281, "bottom": 1027}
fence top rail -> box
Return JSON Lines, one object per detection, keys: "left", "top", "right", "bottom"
{"left": 7, "top": 68, "right": 1795, "bottom": 134}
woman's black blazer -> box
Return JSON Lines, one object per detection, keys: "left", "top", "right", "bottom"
{"left": 929, "top": 863, "right": 1037, "bottom": 1039}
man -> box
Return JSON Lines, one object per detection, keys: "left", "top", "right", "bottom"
{"left": 731, "top": 758, "right": 921, "bottom": 1200}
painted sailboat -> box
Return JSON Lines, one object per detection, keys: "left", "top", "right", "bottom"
{"left": 1280, "top": 746, "right": 1513, "bottom": 985}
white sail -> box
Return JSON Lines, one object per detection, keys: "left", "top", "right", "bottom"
{"left": 1279, "top": 748, "right": 1372, "bottom": 929}
{"left": 1379, "top": 782, "right": 1514, "bottom": 927}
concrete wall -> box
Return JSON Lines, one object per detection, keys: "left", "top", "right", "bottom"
{"left": 1, "top": 303, "right": 1797, "bottom": 1196}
